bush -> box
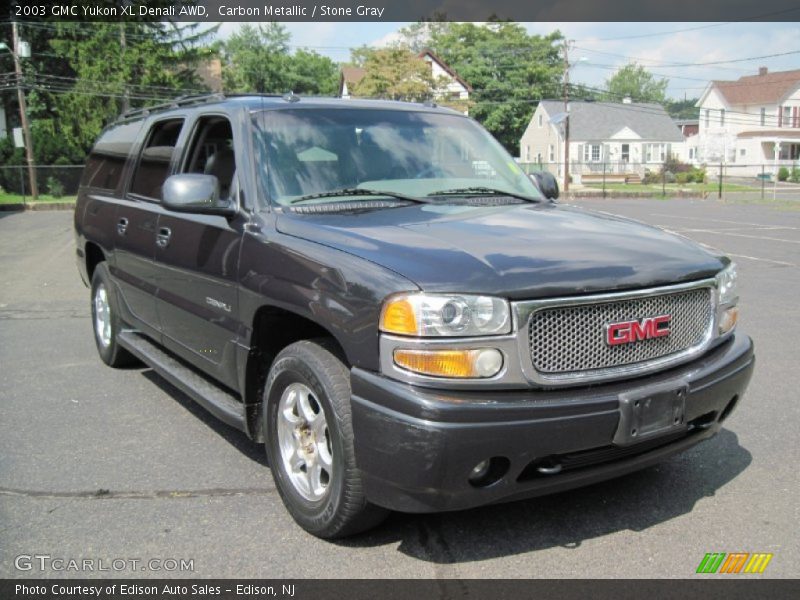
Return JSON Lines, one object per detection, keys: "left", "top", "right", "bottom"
{"left": 790, "top": 165, "right": 800, "bottom": 184}
{"left": 46, "top": 176, "right": 65, "bottom": 199}
{"left": 778, "top": 167, "right": 790, "bottom": 182}
{"left": 689, "top": 167, "right": 706, "bottom": 184}
{"left": 663, "top": 171, "right": 676, "bottom": 184}
{"left": 675, "top": 172, "right": 690, "bottom": 184}
{"left": 643, "top": 169, "right": 659, "bottom": 184}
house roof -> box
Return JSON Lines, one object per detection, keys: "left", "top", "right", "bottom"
{"left": 340, "top": 66, "right": 366, "bottom": 88}
{"left": 538, "top": 100, "right": 684, "bottom": 142}
{"left": 705, "top": 68, "right": 800, "bottom": 106}
{"left": 418, "top": 48, "right": 473, "bottom": 92}
{"left": 339, "top": 51, "right": 472, "bottom": 96}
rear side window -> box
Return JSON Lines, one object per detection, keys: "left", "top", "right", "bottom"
{"left": 81, "top": 120, "right": 143, "bottom": 191}
{"left": 129, "top": 118, "right": 184, "bottom": 200}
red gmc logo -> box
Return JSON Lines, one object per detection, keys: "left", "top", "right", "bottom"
{"left": 605, "top": 315, "right": 672, "bottom": 346}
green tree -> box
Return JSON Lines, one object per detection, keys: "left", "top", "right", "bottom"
{"left": 286, "top": 49, "right": 339, "bottom": 95}
{"left": 411, "top": 22, "right": 563, "bottom": 152}
{"left": 351, "top": 47, "right": 436, "bottom": 101}
{"left": 222, "top": 23, "right": 338, "bottom": 95}
{"left": 603, "top": 63, "right": 668, "bottom": 104}
{"left": 222, "top": 23, "right": 291, "bottom": 93}
{"left": 46, "top": 20, "right": 217, "bottom": 153}
{"left": 665, "top": 98, "right": 700, "bottom": 119}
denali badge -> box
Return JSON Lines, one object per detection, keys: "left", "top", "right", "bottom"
{"left": 605, "top": 315, "right": 671, "bottom": 346}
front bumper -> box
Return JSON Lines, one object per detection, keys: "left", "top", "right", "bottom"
{"left": 350, "top": 332, "right": 754, "bottom": 513}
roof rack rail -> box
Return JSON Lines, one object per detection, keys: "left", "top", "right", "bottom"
{"left": 118, "top": 92, "right": 226, "bottom": 121}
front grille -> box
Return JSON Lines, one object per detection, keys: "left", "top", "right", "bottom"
{"left": 528, "top": 287, "right": 714, "bottom": 377}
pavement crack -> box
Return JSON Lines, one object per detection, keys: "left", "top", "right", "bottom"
{"left": 0, "top": 486, "right": 275, "bottom": 500}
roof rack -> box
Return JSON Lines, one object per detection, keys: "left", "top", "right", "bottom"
{"left": 118, "top": 92, "right": 226, "bottom": 121}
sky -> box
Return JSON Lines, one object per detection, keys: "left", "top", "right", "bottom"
{"left": 215, "top": 21, "right": 800, "bottom": 100}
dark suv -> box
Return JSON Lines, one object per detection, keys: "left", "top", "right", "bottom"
{"left": 75, "top": 95, "right": 754, "bottom": 538}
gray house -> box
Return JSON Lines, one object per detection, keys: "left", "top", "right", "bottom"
{"left": 519, "top": 100, "right": 686, "bottom": 184}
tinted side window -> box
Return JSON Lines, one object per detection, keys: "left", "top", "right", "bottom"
{"left": 129, "top": 118, "right": 184, "bottom": 200}
{"left": 80, "top": 120, "right": 143, "bottom": 191}
{"left": 182, "top": 116, "right": 236, "bottom": 198}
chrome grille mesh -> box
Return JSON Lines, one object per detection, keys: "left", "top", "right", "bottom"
{"left": 528, "top": 288, "right": 714, "bottom": 375}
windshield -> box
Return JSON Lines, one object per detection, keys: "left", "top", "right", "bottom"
{"left": 251, "top": 107, "right": 543, "bottom": 206}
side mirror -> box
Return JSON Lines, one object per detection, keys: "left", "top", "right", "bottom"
{"left": 162, "top": 174, "right": 236, "bottom": 216}
{"left": 531, "top": 171, "right": 560, "bottom": 201}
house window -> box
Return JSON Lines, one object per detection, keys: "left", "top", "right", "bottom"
{"left": 720, "top": 109, "right": 725, "bottom": 126}
{"left": 689, "top": 148, "right": 695, "bottom": 160}
{"left": 583, "top": 144, "right": 601, "bottom": 162}
{"left": 783, "top": 106, "right": 792, "bottom": 127}
{"left": 705, "top": 109, "right": 710, "bottom": 127}
{"left": 644, "top": 143, "right": 670, "bottom": 163}
{"left": 740, "top": 148, "right": 746, "bottom": 157}
{"left": 525, "top": 145, "right": 530, "bottom": 161}
{"left": 760, "top": 107, "right": 766, "bottom": 126}
{"left": 536, "top": 152, "right": 542, "bottom": 164}
{"left": 548, "top": 144, "right": 554, "bottom": 162}
{"left": 538, "top": 114, "right": 543, "bottom": 128}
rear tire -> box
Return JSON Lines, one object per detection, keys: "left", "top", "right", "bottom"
{"left": 264, "top": 339, "right": 388, "bottom": 538}
{"left": 90, "top": 263, "right": 137, "bottom": 368}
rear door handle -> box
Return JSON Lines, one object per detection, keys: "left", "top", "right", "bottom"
{"left": 116, "top": 218, "right": 129, "bottom": 236}
{"left": 156, "top": 227, "right": 172, "bottom": 248}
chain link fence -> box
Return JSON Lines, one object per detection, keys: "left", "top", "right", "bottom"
{"left": 0, "top": 165, "right": 84, "bottom": 203}
{"left": 1, "top": 161, "right": 799, "bottom": 204}
{"left": 518, "top": 160, "right": 800, "bottom": 200}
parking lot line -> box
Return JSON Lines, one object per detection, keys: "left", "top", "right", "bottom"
{"left": 652, "top": 213, "right": 800, "bottom": 230}
{"left": 667, "top": 230, "right": 800, "bottom": 245}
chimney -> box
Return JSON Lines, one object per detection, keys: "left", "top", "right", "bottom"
{"left": 622, "top": 96, "right": 632, "bottom": 104}
{"left": 759, "top": 66, "right": 768, "bottom": 76}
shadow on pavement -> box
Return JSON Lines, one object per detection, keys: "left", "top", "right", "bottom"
{"left": 135, "top": 364, "right": 750, "bottom": 564}
{"left": 140, "top": 369, "right": 269, "bottom": 467}
{"left": 337, "top": 429, "right": 750, "bottom": 563}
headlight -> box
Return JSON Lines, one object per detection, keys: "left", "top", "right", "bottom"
{"left": 716, "top": 263, "right": 738, "bottom": 305}
{"left": 380, "top": 293, "right": 511, "bottom": 337}
{"left": 716, "top": 263, "right": 739, "bottom": 335}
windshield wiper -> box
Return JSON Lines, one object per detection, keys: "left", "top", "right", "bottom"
{"left": 289, "top": 188, "right": 432, "bottom": 205}
{"left": 427, "top": 186, "right": 542, "bottom": 203}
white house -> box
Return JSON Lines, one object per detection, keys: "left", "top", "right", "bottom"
{"left": 339, "top": 49, "right": 471, "bottom": 103}
{"left": 695, "top": 67, "right": 800, "bottom": 176}
{"left": 519, "top": 100, "right": 685, "bottom": 185}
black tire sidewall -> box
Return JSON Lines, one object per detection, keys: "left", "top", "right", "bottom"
{"left": 90, "top": 263, "right": 127, "bottom": 366}
{"left": 264, "top": 349, "right": 351, "bottom": 536}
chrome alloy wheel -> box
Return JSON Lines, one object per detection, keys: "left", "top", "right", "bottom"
{"left": 94, "top": 283, "right": 112, "bottom": 348}
{"left": 276, "top": 382, "right": 333, "bottom": 501}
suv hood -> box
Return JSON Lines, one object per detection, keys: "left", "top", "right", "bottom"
{"left": 276, "top": 203, "right": 724, "bottom": 299}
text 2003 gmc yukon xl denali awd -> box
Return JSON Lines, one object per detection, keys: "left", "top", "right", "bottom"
{"left": 75, "top": 95, "right": 754, "bottom": 538}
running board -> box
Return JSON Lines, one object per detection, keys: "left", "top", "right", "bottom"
{"left": 118, "top": 331, "right": 246, "bottom": 431}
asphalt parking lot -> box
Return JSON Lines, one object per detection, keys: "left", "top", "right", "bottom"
{"left": 1, "top": 198, "right": 798, "bottom": 579}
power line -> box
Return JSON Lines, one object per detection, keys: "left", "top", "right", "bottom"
{"left": 572, "top": 7, "right": 800, "bottom": 42}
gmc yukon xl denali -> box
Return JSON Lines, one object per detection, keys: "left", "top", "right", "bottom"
{"left": 75, "top": 95, "right": 754, "bottom": 538}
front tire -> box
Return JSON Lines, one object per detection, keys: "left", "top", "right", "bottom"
{"left": 264, "top": 340, "right": 388, "bottom": 538}
{"left": 90, "top": 263, "right": 136, "bottom": 367}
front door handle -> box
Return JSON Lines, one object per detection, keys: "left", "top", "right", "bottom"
{"left": 116, "top": 217, "right": 129, "bottom": 236}
{"left": 156, "top": 227, "right": 172, "bottom": 248}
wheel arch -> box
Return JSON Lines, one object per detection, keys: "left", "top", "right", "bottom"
{"left": 85, "top": 241, "right": 106, "bottom": 282}
{"left": 243, "top": 304, "right": 349, "bottom": 442}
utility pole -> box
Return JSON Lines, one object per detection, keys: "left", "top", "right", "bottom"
{"left": 120, "top": 23, "right": 130, "bottom": 114}
{"left": 562, "top": 39, "right": 571, "bottom": 193}
{"left": 11, "top": 22, "right": 37, "bottom": 201}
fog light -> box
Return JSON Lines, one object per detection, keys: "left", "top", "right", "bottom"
{"left": 719, "top": 306, "right": 739, "bottom": 335}
{"left": 469, "top": 460, "right": 491, "bottom": 483}
{"left": 393, "top": 348, "right": 503, "bottom": 378}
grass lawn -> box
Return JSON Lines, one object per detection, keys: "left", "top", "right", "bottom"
{"left": 584, "top": 182, "right": 753, "bottom": 193}
{"left": 0, "top": 192, "right": 77, "bottom": 205}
